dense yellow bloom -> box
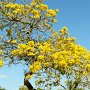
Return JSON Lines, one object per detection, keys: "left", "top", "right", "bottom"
{"left": 5, "top": 3, "right": 14, "bottom": 8}
{"left": 0, "top": 60, "right": 4, "bottom": 67}
{"left": 32, "top": 10, "right": 40, "bottom": 19}
{"left": 5, "top": 3, "right": 24, "bottom": 9}
{"left": 27, "top": 52, "right": 35, "bottom": 56}
{"left": 51, "top": 52, "right": 59, "bottom": 59}
{"left": 59, "top": 60, "right": 68, "bottom": 68}
{"left": 13, "top": 9, "right": 22, "bottom": 14}
{"left": 4, "top": 1, "right": 58, "bottom": 29}
{"left": 2, "top": 1, "right": 90, "bottom": 88}
{"left": 38, "top": 55, "right": 44, "bottom": 60}
{"left": 30, "top": 61, "right": 42, "bottom": 73}
{"left": 86, "top": 64, "right": 90, "bottom": 72}
{"left": 39, "top": 4, "right": 48, "bottom": 11}
{"left": 32, "top": 10, "right": 40, "bottom": 15}
{"left": 18, "top": 44, "right": 27, "bottom": 49}
{"left": 34, "top": 15, "right": 40, "bottom": 19}
{"left": 27, "top": 41, "right": 34, "bottom": 46}
{"left": 11, "top": 28, "right": 90, "bottom": 77}
{"left": 37, "top": 55, "right": 44, "bottom": 62}
{"left": 10, "top": 41, "right": 38, "bottom": 57}
{"left": 10, "top": 26, "right": 90, "bottom": 79}
{"left": 47, "top": 9, "right": 56, "bottom": 17}
{"left": 39, "top": 42, "right": 52, "bottom": 54}
{"left": 5, "top": 3, "right": 24, "bottom": 15}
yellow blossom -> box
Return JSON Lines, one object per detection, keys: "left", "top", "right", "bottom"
{"left": 32, "top": 10, "right": 40, "bottom": 15}
{"left": 39, "top": 4, "right": 48, "bottom": 11}
{"left": 59, "top": 27, "right": 68, "bottom": 34}
{"left": 34, "top": 15, "right": 40, "bottom": 19}
{"left": 6, "top": 12, "right": 14, "bottom": 17}
{"left": 38, "top": 55, "right": 44, "bottom": 60}
{"left": 11, "top": 40, "right": 17, "bottom": 44}
{"left": 30, "top": 61, "right": 42, "bottom": 73}
{"left": 47, "top": 9, "right": 56, "bottom": 17}
{"left": 13, "top": 9, "right": 22, "bottom": 14}
{"left": 0, "top": 60, "right": 4, "bottom": 67}
{"left": 45, "top": 14, "right": 51, "bottom": 17}
{"left": 52, "top": 19, "right": 57, "bottom": 23}
{"left": 27, "top": 52, "right": 35, "bottom": 56}
{"left": 86, "top": 64, "right": 90, "bottom": 72}
{"left": 52, "top": 32, "right": 58, "bottom": 36}
{"left": 27, "top": 41, "right": 35, "bottom": 46}
{"left": 26, "top": 75, "right": 33, "bottom": 79}
{"left": 18, "top": 44, "right": 27, "bottom": 49}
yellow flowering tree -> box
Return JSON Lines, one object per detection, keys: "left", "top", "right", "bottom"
{"left": 0, "top": 0, "right": 58, "bottom": 67}
{"left": 0, "top": 0, "right": 90, "bottom": 90}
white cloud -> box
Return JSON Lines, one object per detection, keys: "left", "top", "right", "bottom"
{"left": 0, "top": 75, "right": 7, "bottom": 78}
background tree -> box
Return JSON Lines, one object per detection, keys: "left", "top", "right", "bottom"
{"left": 0, "top": 0, "right": 90, "bottom": 90}
{"left": 0, "top": 86, "right": 6, "bottom": 90}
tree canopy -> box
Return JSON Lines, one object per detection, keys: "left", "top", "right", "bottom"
{"left": 0, "top": 0, "right": 90, "bottom": 90}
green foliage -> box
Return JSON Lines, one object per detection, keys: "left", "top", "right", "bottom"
{"left": 0, "top": 86, "right": 6, "bottom": 90}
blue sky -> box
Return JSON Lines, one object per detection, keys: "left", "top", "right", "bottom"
{"left": 0, "top": 0, "right": 90, "bottom": 90}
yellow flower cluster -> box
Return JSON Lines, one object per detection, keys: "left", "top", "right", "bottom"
{"left": 38, "top": 55, "right": 44, "bottom": 61}
{"left": 39, "top": 42, "right": 52, "bottom": 54}
{"left": 4, "top": 1, "right": 58, "bottom": 24}
{"left": 32, "top": 10, "right": 40, "bottom": 19}
{"left": 47, "top": 9, "right": 57, "bottom": 17}
{"left": 5, "top": 3, "right": 24, "bottom": 9}
{"left": 5, "top": 3, "right": 24, "bottom": 15}
{"left": 10, "top": 27, "right": 90, "bottom": 78}
{"left": 52, "top": 19, "right": 57, "bottom": 23}
{"left": 86, "top": 64, "right": 90, "bottom": 72}
{"left": 30, "top": 61, "right": 42, "bottom": 73}
{"left": 52, "top": 31, "right": 58, "bottom": 36}
{"left": 26, "top": 74, "right": 33, "bottom": 79}
{"left": 6, "top": 12, "right": 14, "bottom": 18}
{"left": 0, "top": 60, "right": 4, "bottom": 67}
{"left": 8, "top": 40, "right": 17, "bottom": 44}
{"left": 59, "top": 27, "right": 68, "bottom": 35}
{"left": 39, "top": 4, "right": 48, "bottom": 11}
{"left": 10, "top": 41, "right": 37, "bottom": 57}
{"left": 31, "top": 27, "right": 90, "bottom": 76}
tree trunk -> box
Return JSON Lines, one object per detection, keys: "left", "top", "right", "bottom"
{"left": 24, "top": 73, "right": 36, "bottom": 90}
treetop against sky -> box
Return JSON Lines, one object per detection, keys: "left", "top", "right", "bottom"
{"left": 0, "top": 0, "right": 90, "bottom": 90}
